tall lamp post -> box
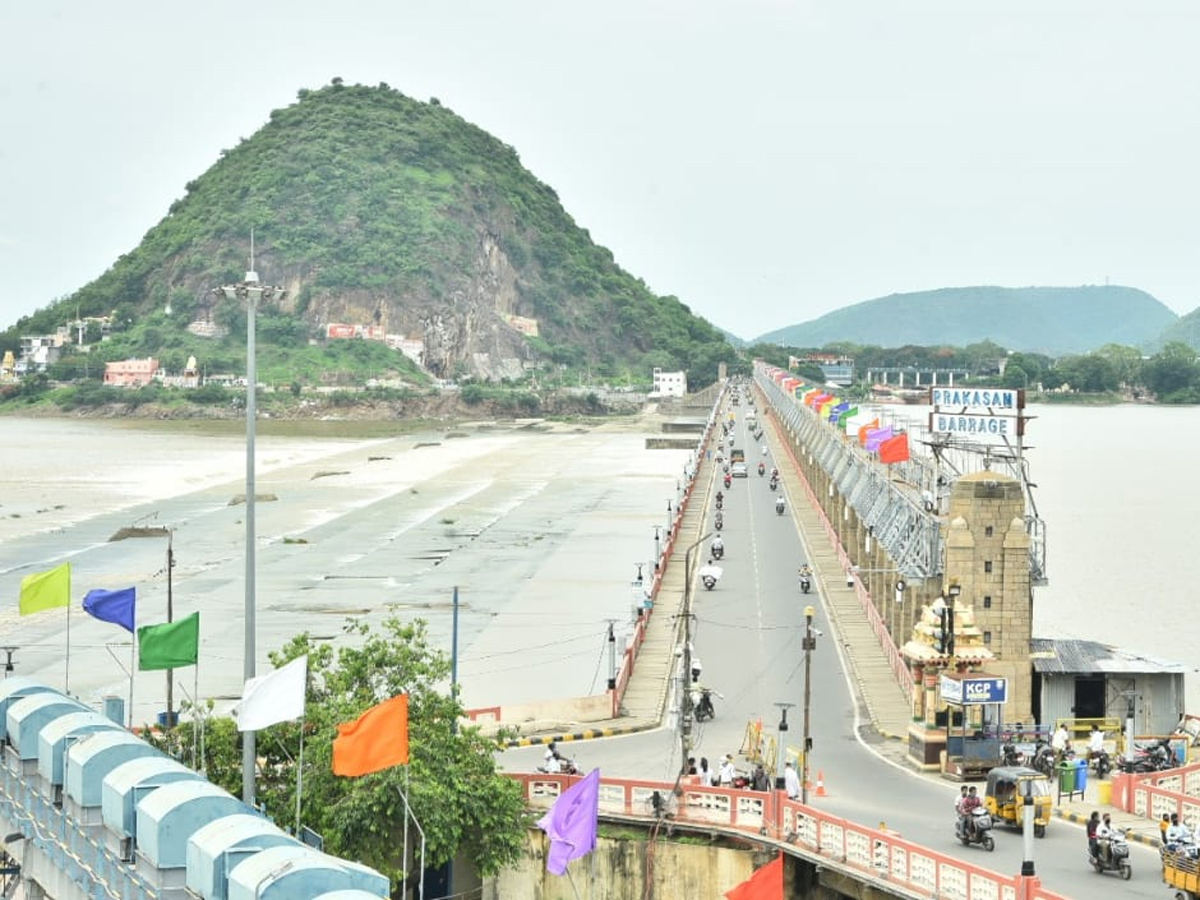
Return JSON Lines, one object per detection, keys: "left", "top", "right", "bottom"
{"left": 678, "top": 532, "right": 713, "bottom": 784}
{"left": 217, "top": 255, "right": 286, "bottom": 806}
{"left": 801, "top": 604, "right": 818, "bottom": 803}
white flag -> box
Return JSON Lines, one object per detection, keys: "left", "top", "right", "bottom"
{"left": 234, "top": 655, "right": 307, "bottom": 732}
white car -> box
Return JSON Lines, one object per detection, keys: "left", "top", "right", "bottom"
{"left": 731, "top": 462, "right": 748, "bottom": 478}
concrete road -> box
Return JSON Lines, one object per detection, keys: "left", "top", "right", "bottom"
{"left": 503, "top": 411, "right": 1164, "bottom": 900}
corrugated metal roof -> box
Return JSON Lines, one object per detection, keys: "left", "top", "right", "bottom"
{"left": 1030, "top": 638, "right": 1187, "bottom": 675}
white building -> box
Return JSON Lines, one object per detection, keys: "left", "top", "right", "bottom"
{"left": 650, "top": 368, "right": 687, "bottom": 398}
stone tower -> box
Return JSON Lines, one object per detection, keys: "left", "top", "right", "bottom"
{"left": 943, "top": 471, "right": 1033, "bottom": 725}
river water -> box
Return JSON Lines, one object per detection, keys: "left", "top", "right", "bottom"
{"left": 0, "top": 404, "right": 1196, "bottom": 702}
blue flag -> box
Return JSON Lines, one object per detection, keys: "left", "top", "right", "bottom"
{"left": 83, "top": 587, "right": 136, "bottom": 633}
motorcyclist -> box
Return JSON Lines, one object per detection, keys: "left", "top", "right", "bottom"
{"left": 758, "top": 461, "right": 766, "bottom": 476}
{"left": 959, "top": 786, "right": 982, "bottom": 838}
{"left": 715, "top": 490, "right": 724, "bottom": 504}
{"left": 711, "top": 536, "right": 724, "bottom": 558}
{"left": 775, "top": 496, "right": 786, "bottom": 515}
{"left": 724, "top": 474, "right": 732, "bottom": 489}
{"left": 1095, "top": 813, "right": 1113, "bottom": 863}
{"left": 799, "top": 563, "right": 813, "bottom": 579}
{"left": 1086, "top": 811, "right": 1100, "bottom": 860}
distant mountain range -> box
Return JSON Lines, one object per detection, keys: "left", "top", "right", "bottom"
{"left": 750, "top": 285, "right": 1181, "bottom": 355}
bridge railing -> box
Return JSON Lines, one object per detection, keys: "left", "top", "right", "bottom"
{"left": 511, "top": 773, "right": 1066, "bottom": 900}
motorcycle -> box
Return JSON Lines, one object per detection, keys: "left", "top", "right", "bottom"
{"left": 758, "top": 462, "right": 766, "bottom": 477}
{"left": 702, "top": 574, "right": 717, "bottom": 590}
{"left": 693, "top": 687, "right": 716, "bottom": 722}
{"left": 716, "top": 497, "right": 723, "bottom": 510}
{"left": 768, "top": 477, "right": 779, "bottom": 491}
{"left": 1001, "top": 742, "right": 1025, "bottom": 767}
{"left": 799, "top": 573, "right": 812, "bottom": 594}
{"left": 956, "top": 808, "right": 995, "bottom": 851}
{"left": 775, "top": 499, "right": 786, "bottom": 516}
{"left": 1031, "top": 740, "right": 1056, "bottom": 776}
{"left": 1088, "top": 829, "right": 1131, "bottom": 878}
{"left": 724, "top": 475, "right": 732, "bottom": 489}
{"left": 714, "top": 512, "right": 724, "bottom": 531}
{"left": 1091, "top": 748, "right": 1112, "bottom": 779}
{"left": 537, "top": 755, "right": 580, "bottom": 776}
{"left": 1118, "top": 737, "right": 1175, "bottom": 773}
{"left": 710, "top": 541, "right": 724, "bottom": 561}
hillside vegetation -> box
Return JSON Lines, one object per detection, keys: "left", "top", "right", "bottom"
{"left": 754, "top": 285, "right": 1178, "bottom": 355}
{"left": 0, "top": 81, "right": 737, "bottom": 387}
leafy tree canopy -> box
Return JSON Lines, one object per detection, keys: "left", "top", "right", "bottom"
{"left": 148, "top": 617, "right": 528, "bottom": 895}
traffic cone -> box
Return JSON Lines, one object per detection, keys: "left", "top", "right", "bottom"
{"left": 816, "top": 771, "right": 827, "bottom": 797}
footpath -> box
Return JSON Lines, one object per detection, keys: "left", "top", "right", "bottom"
{"left": 504, "top": 390, "right": 1165, "bottom": 848}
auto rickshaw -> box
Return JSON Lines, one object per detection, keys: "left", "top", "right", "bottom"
{"left": 1162, "top": 845, "right": 1200, "bottom": 899}
{"left": 983, "top": 766, "right": 1051, "bottom": 837}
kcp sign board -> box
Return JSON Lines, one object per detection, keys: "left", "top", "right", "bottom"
{"left": 940, "top": 675, "right": 1008, "bottom": 705}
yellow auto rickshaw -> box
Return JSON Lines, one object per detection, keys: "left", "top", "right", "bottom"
{"left": 1163, "top": 845, "right": 1200, "bottom": 899}
{"left": 984, "top": 766, "right": 1052, "bottom": 837}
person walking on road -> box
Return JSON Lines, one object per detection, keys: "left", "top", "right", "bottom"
{"left": 784, "top": 761, "right": 801, "bottom": 800}
{"left": 719, "top": 754, "right": 737, "bottom": 787}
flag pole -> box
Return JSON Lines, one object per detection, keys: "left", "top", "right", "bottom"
{"left": 65, "top": 602, "right": 71, "bottom": 692}
{"left": 129, "top": 636, "right": 136, "bottom": 728}
{"left": 193, "top": 662, "right": 200, "bottom": 770}
{"left": 294, "top": 716, "right": 304, "bottom": 834}
{"left": 564, "top": 869, "right": 584, "bottom": 900}
{"left": 394, "top": 782, "right": 426, "bottom": 900}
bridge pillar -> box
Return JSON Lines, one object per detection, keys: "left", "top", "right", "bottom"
{"left": 944, "top": 473, "right": 1033, "bottom": 726}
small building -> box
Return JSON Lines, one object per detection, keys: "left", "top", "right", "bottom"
{"left": 103, "top": 358, "right": 159, "bottom": 388}
{"left": 650, "top": 368, "right": 687, "bottom": 398}
{"left": 1030, "top": 637, "right": 1184, "bottom": 738}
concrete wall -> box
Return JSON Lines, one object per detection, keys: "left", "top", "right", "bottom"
{"left": 485, "top": 829, "right": 773, "bottom": 900}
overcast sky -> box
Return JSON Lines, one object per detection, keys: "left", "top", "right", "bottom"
{"left": 2, "top": 1, "right": 1198, "bottom": 341}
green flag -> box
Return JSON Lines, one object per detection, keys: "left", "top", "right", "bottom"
{"left": 840, "top": 407, "right": 859, "bottom": 430}
{"left": 138, "top": 612, "right": 200, "bottom": 670}
{"left": 19, "top": 562, "right": 71, "bottom": 615}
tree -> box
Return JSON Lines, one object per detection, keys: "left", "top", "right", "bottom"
{"left": 1139, "top": 342, "right": 1200, "bottom": 400}
{"left": 147, "top": 618, "right": 529, "bottom": 895}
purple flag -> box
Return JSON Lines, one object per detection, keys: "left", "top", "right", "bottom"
{"left": 83, "top": 586, "right": 136, "bottom": 633}
{"left": 537, "top": 768, "right": 600, "bottom": 874}
{"left": 865, "top": 426, "right": 893, "bottom": 452}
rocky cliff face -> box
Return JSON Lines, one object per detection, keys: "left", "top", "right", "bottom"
{"left": 204, "top": 230, "right": 537, "bottom": 382}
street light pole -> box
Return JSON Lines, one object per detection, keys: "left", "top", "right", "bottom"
{"left": 679, "top": 532, "right": 713, "bottom": 784}
{"left": 217, "top": 248, "right": 286, "bottom": 807}
{"left": 774, "top": 702, "right": 795, "bottom": 790}
{"left": 802, "top": 604, "right": 817, "bottom": 803}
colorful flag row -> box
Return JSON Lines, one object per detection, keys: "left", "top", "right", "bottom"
{"left": 18, "top": 563, "right": 201, "bottom": 670}
{"left": 19, "top": 562, "right": 411, "bottom": 777}
{"left": 766, "top": 368, "right": 911, "bottom": 464}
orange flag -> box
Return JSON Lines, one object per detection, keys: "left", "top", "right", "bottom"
{"left": 332, "top": 694, "right": 409, "bottom": 776}
{"left": 879, "top": 433, "right": 911, "bottom": 465}
{"left": 724, "top": 853, "right": 783, "bottom": 900}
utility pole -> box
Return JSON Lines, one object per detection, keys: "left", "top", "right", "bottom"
{"left": 802, "top": 604, "right": 817, "bottom": 803}
{"left": 678, "top": 533, "right": 713, "bottom": 784}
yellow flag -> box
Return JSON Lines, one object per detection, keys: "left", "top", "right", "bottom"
{"left": 19, "top": 562, "right": 71, "bottom": 616}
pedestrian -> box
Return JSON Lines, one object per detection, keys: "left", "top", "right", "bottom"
{"left": 784, "top": 761, "right": 800, "bottom": 800}
{"left": 719, "top": 754, "right": 737, "bottom": 787}
{"left": 687, "top": 756, "right": 697, "bottom": 776}
{"left": 698, "top": 757, "right": 711, "bottom": 786}
{"left": 752, "top": 764, "right": 770, "bottom": 792}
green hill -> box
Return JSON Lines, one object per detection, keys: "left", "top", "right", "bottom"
{"left": 1, "top": 81, "right": 736, "bottom": 387}
{"left": 754, "top": 285, "right": 1178, "bottom": 355}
